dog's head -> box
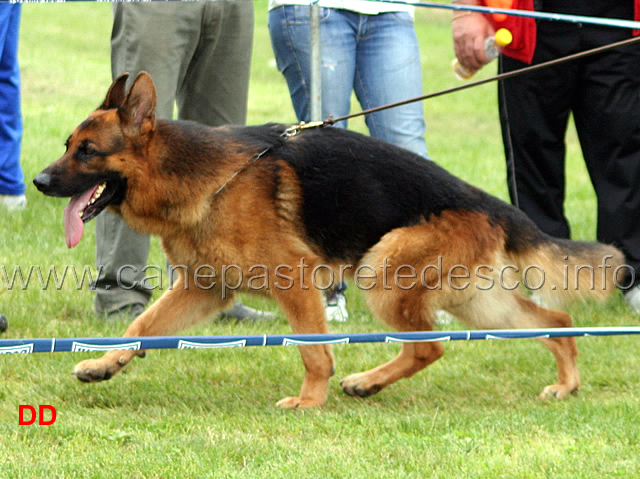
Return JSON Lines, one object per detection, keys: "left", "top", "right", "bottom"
{"left": 34, "top": 72, "right": 157, "bottom": 248}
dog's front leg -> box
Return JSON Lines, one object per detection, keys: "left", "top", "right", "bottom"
{"left": 73, "top": 275, "right": 232, "bottom": 382}
{"left": 271, "top": 287, "right": 334, "bottom": 409}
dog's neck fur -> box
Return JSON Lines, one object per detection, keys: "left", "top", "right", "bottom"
{"left": 114, "top": 121, "right": 267, "bottom": 240}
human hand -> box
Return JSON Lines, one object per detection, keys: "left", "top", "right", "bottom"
{"left": 452, "top": 12, "right": 495, "bottom": 71}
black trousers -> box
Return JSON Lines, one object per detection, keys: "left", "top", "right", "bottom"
{"left": 498, "top": 17, "right": 640, "bottom": 279}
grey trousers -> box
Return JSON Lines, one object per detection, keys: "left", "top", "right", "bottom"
{"left": 94, "top": 0, "right": 254, "bottom": 313}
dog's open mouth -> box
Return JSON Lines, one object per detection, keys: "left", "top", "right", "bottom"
{"left": 64, "top": 182, "right": 112, "bottom": 248}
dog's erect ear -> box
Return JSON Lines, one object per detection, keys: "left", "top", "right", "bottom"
{"left": 101, "top": 73, "right": 129, "bottom": 110}
{"left": 120, "top": 71, "right": 157, "bottom": 135}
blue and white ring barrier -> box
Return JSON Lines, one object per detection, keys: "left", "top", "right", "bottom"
{"left": 373, "top": 0, "right": 640, "bottom": 30}
{"left": 1, "top": 327, "right": 639, "bottom": 355}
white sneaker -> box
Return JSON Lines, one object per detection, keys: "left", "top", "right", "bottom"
{"left": 530, "top": 293, "right": 548, "bottom": 308}
{"left": 325, "top": 289, "right": 348, "bottom": 322}
{"left": 624, "top": 284, "right": 640, "bottom": 313}
{"left": 435, "top": 310, "right": 455, "bottom": 325}
{"left": 0, "top": 194, "right": 26, "bottom": 210}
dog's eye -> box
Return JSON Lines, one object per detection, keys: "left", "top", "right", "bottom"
{"left": 76, "top": 143, "right": 98, "bottom": 161}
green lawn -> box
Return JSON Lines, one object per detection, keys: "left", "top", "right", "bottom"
{"left": 1, "top": 2, "right": 639, "bottom": 478}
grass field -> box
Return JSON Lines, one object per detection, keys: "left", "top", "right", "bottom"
{"left": 2, "top": 2, "right": 640, "bottom": 477}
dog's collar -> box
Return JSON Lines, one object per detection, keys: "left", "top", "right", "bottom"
{"left": 215, "top": 121, "right": 328, "bottom": 196}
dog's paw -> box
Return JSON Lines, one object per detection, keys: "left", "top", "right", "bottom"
{"left": 275, "top": 396, "right": 324, "bottom": 409}
{"left": 538, "top": 384, "right": 578, "bottom": 400}
{"left": 340, "top": 373, "right": 383, "bottom": 398}
{"left": 72, "top": 358, "right": 122, "bottom": 383}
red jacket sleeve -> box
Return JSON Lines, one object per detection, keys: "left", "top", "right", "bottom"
{"left": 482, "top": 0, "right": 536, "bottom": 64}
{"left": 482, "top": 0, "right": 640, "bottom": 65}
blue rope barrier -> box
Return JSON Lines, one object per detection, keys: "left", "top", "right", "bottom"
{"left": 374, "top": 0, "right": 640, "bottom": 30}
{"left": 1, "top": 327, "right": 639, "bottom": 354}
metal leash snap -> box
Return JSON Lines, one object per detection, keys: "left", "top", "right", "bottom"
{"left": 283, "top": 120, "right": 325, "bottom": 138}
{"left": 282, "top": 125, "right": 300, "bottom": 137}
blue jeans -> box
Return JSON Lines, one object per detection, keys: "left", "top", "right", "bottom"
{"left": 269, "top": 6, "right": 428, "bottom": 159}
{"left": 0, "top": 4, "right": 24, "bottom": 196}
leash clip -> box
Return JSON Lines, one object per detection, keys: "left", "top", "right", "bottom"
{"left": 283, "top": 120, "right": 326, "bottom": 138}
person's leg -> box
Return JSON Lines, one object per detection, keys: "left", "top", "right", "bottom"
{"left": 178, "top": 0, "right": 254, "bottom": 126}
{"left": 497, "top": 22, "right": 579, "bottom": 239}
{"left": 94, "top": 211, "right": 152, "bottom": 315}
{"left": 268, "top": 5, "right": 355, "bottom": 124}
{"left": 173, "top": 1, "right": 273, "bottom": 321}
{"left": 573, "top": 23, "right": 640, "bottom": 294}
{"left": 0, "top": 5, "right": 25, "bottom": 205}
{"left": 353, "top": 11, "right": 428, "bottom": 158}
{"left": 95, "top": 3, "right": 202, "bottom": 314}
{"left": 268, "top": 6, "right": 356, "bottom": 320}
{"left": 110, "top": 2, "right": 202, "bottom": 119}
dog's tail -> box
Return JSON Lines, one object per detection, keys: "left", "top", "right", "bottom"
{"left": 510, "top": 236, "right": 626, "bottom": 308}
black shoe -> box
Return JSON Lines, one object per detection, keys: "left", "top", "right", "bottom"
{"left": 104, "top": 303, "right": 146, "bottom": 321}
{"left": 0, "top": 314, "right": 7, "bottom": 333}
{"left": 219, "top": 302, "right": 277, "bottom": 321}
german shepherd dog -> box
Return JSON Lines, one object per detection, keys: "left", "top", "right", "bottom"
{"left": 34, "top": 72, "right": 624, "bottom": 408}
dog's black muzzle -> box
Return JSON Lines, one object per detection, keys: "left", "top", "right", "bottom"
{"left": 33, "top": 171, "right": 55, "bottom": 195}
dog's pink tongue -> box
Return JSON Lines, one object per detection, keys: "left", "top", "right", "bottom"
{"left": 63, "top": 186, "right": 99, "bottom": 248}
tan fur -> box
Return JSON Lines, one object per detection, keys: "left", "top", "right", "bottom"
{"left": 346, "top": 211, "right": 587, "bottom": 399}
{"left": 514, "top": 242, "right": 625, "bottom": 308}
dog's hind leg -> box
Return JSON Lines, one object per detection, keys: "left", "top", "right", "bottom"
{"left": 271, "top": 287, "right": 335, "bottom": 409}
{"left": 340, "top": 286, "right": 444, "bottom": 398}
{"left": 516, "top": 296, "right": 580, "bottom": 399}
{"left": 449, "top": 287, "right": 580, "bottom": 400}
{"left": 72, "top": 273, "right": 232, "bottom": 383}
{"left": 339, "top": 224, "right": 447, "bottom": 398}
